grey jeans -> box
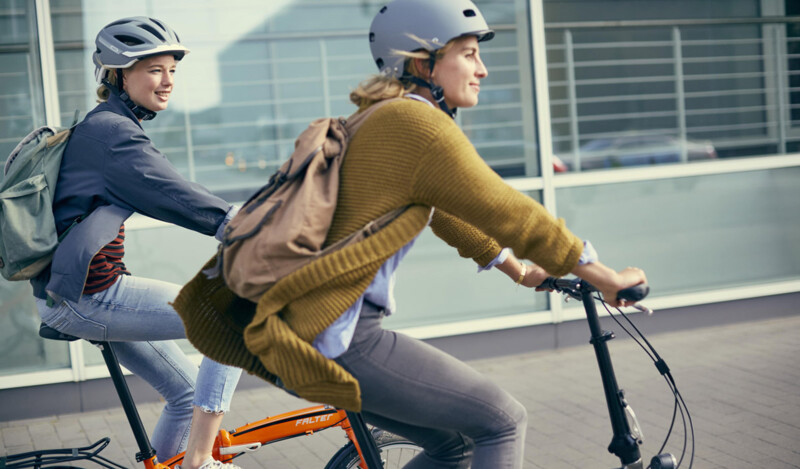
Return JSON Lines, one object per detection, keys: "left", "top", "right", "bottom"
{"left": 334, "top": 302, "right": 527, "bottom": 469}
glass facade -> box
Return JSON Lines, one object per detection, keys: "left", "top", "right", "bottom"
{"left": 544, "top": 0, "right": 799, "bottom": 173}
{"left": 0, "top": 0, "right": 797, "bottom": 386}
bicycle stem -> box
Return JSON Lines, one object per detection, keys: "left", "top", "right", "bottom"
{"left": 579, "top": 282, "right": 643, "bottom": 468}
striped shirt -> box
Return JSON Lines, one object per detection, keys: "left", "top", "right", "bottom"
{"left": 83, "top": 224, "right": 130, "bottom": 294}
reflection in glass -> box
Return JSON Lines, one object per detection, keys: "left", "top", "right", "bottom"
{"left": 556, "top": 168, "right": 800, "bottom": 296}
{"left": 388, "top": 191, "right": 549, "bottom": 330}
{"left": 543, "top": 0, "right": 798, "bottom": 172}
{"left": 0, "top": 1, "right": 69, "bottom": 377}
{"left": 49, "top": 0, "right": 538, "bottom": 202}
{"left": 0, "top": 1, "right": 46, "bottom": 160}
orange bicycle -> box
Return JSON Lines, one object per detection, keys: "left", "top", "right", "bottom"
{"left": 0, "top": 325, "right": 422, "bottom": 469}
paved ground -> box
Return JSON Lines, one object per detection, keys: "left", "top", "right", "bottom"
{"left": 2, "top": 314, "right": 799, "bottom": 468}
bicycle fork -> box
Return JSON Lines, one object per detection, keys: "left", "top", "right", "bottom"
{"left": 579, "top": 285, "right": 644, "bottom": 469}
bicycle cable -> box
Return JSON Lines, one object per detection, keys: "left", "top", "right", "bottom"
{"left": 596, "top": 295, "right": 696, "bottom": 469}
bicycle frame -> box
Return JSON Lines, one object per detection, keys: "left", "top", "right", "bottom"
{"left": 161, "top": 406, "right": 380, "bottom": 469}
{"left": 23, "top": 324, "right": 387, "bottom": 469}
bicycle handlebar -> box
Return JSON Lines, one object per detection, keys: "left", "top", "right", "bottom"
{"left": 538, "top": 277, "right": 650, "bottom": 303}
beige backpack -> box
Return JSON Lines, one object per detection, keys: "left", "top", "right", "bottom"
{"left": 218, "top": 99, "right": 405, "bottom": 303}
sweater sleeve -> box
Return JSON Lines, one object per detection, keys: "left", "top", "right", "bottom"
{"left": 429, "top": 209, "right": 502, "bottom": 268}
{"left": 411, "top": 118, "right": 583, "bottom": 277}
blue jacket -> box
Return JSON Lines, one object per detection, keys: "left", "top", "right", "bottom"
{"left": 31, "top": 92, "right": 234, "bottom": 302}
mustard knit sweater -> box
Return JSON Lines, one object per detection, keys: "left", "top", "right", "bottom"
{"left": 173, "top": 99, "right": 583, "bottom": 411}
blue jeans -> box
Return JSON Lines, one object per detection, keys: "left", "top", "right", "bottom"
{"left": 334, "top": 302, "right": 527, "bottom": 468}
{"left": 35, "top": 275, "right": 242, "bottom": 460}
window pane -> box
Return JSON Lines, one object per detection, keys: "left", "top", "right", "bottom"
{"left": 556, "top": 168, "right": 800, "bottom": 296}
{"left": 0, "top": 1, "right": 68, "bottom": 376}
{"left": 0, "top": 0, "right": 46, "bottom": 157}
{"left": 544, "top": 0, "right": 797, "bottom": 173}
{"left": 49, "top": 0, "right": 538, "bottom": 201}
{"left": 387, "top": 191, "right": 549, "bottom": 330}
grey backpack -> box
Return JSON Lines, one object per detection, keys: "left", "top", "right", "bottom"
{"left": 0, "top": 123, "right": 75, "bottom": 281}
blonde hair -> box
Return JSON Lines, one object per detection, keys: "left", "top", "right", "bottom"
{"left": 349, "top": 36, "right": 457, "bottom": 111}
{"left": 96, "top": 68, "right": 121, "bottom": 103}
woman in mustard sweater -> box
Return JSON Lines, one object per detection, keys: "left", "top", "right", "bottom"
{"left": 176, "top": 0, "right": 647, "bottom": 467}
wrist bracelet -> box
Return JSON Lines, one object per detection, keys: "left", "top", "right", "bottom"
{"left": 516, "top": 263, "right": 527, "bottom": 285}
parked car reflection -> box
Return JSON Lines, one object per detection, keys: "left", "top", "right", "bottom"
{"left": 554, "top": 135, "right": 717, "bottom": 172}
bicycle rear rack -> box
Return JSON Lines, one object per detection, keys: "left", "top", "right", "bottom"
{"left": 0, "top": 437, "right": 124, "bottom": 469}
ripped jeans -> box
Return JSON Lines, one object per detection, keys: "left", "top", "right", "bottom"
{"left": 35, "top": 275, "right": 242, "bottom": 461}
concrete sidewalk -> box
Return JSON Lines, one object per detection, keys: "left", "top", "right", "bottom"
{"left": 2, "top": 315, "right": 799, "bottom": 468}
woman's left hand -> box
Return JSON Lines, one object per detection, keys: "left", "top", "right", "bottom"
{"left": 496, "top": 253, "right": 551, "bottom": 290}
{"left": 519, "top": 262, "right": 551, "bottom": 290}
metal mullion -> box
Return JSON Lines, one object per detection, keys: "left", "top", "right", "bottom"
{"left": 462, "top": 121, "right": 524, "bottom": 131}
{"left": 683, "top": 71, "right": 766, "bottom": 81}
{"left": 545, "top": 16, "right": 800, "bottom": 30}
{"left": 577, "top": 109, "right": 677, "bottom": 121}
{"left": 574, "top": 75, "right": 676, "bottom": 86}
{"left": 684, "top": 87, "right": 778, "bottom": 99}
{"left": 774, "top": 26, "right": 788, "bottom": 152}
{"left": 320, "top": 40, "right": 331, "bottom": 117}
{"left": 220, "top": 96, "right": 320, "bottom": 108}
{"left": 33, "top": 0, "right": 60, "bottom": 128}
{"left": 687, "top": 121, "right": 776, "bottom": 134}
{"left": 472, "top": 139, "right": 525, "bottom": 149}
{"left": 565, "top": 29, "right": 580, "bottom": 172}
{"left": 682, "top": 37, "right": 766, "bottom": 47}
{"left": 684, "top": 104, "right": 771, "bottom": 115}
{"left": 682, "top": 54, "right": 767, "bottom": 64}
{"left": 528, "top": 0, "right": 562, "bottom": 326}
{"left": 567, "top": 128, "right": 678, "bottom": 141}
{"left": 571, "top": 57, "right": 676, "bottom": 68}
{"left": 567, "top": 40, "right": 673, "bottom": 50}
{"left": 550, "top": 153, "right": 800, "bottom": 189}
{"left": 570, "top": 92, "right": 677, "bottom": 104}
{"left": 673, "top": 27, "right": 688, "bottom": 163}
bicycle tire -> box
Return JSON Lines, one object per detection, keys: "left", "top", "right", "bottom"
{"left": 324, "top": 429, "right": 423, "bottom": 469}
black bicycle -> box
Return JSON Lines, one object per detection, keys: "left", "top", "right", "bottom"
{"left": 539, "top": 277, "right": 694, "bottom": 469}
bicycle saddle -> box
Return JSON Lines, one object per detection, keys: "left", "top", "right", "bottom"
{"left": 39, "top": 323, "right": 80, "bottom": 342}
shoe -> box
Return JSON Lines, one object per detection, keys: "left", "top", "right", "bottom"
{"left": 177, "top": 457, "right": 242, "bottom": 469}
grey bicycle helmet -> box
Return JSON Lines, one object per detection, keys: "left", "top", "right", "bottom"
{"left": 93, "top": 16, "right": 190, "bottom": 79}
{"left": 369, "top": 0, "right": 494, "bottom": 79}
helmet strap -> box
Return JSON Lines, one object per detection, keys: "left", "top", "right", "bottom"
{"left": 406, "top": 76, "right": 457, "bottom": 119}
{"left": 102, "top": 69, "right": 157, "bottom": 121}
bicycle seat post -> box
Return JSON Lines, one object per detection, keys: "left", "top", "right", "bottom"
{"left": 95, "top": 340, "right": 159, "bottom": 465}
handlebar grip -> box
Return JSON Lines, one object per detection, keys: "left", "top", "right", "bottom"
{"left": 617, "top": 283, "right": 650, "bottom": 302}
{"left": 538, "top": 277, "right": 559, "bottom": 290}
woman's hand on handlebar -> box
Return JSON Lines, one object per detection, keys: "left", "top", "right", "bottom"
{"left": 495, "top": 254, "right": 551, "bottom": 290}
{"left": 571, "top": 262, "right": 647, "bottom": 307}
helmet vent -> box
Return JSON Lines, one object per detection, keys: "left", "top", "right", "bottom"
{"left": 137, "top": 23, "right": 166, "bottom": 41}
{"left": 463, "top": 9, "right": 476, "bottom": 17}
{"left": 115, "top": 34, "right": 145, "bottom": 46}
{"left": 376, "top": 58, "right": 384, "bottom": 68}
{"left": 379, "top": 6, "right": 387, "bottom": 13}
{"left": 150, "top": 17, "right": 167, "bottom": 31}
{"left": 369, "top": 32, "right": 375, "bottom": 42}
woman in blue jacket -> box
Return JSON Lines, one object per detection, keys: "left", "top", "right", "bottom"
{"left": 32, "top": 17, "right": 241, "bottom": 469}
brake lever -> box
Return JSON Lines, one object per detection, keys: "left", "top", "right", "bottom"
{"left": 631, "top": 303, "right": 654, "bottom": 316}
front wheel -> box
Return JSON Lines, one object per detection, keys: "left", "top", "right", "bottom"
{"left": 324, "top": 429, "right": 423, "bottom": 469}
